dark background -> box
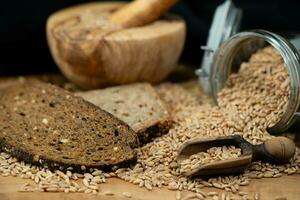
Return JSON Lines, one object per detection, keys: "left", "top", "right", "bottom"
{"left": 0, "top": 0, "right": 299, "bottom": 75}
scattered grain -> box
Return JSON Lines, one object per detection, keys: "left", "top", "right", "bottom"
{"left": 176, "top": 191, "right": 181, "bottom": 200}
{"left": 180, "top": 146, "right": 241, "bottom": 174}
{"left": 0, "top": 47, "right": 299, "bottom": 196}
{"left": 42, "top": 118, "right": 48, "bottom": 125}
{"left": 207, "top": 192, "right": 218, "bottom": 196}
{"left": 103, "top": 190, "right": 114, "bottom": 196}
{"left": 122, "top": 192, "right": 132, "bottom": 198}
{"left": 254, "top": 192, "right": 260, "bottom": 200}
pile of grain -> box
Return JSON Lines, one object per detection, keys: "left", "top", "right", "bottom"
{"left": 0, "top": 152, "right": 109, "bottom": 193}
{"left": 115, "top": 47, "right": 299, "bottom": 193}
{"left": 180, "top": 146, "right": 242, "bottom": 174}
{"left": 0, "top": 47, "right": 300, "bottom": 197}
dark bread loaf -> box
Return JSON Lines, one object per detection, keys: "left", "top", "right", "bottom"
{"left": 77, "top": 83, "right": 172, "bottom": 144}
{"left": 0, "top": 80, "right": 138, "bottom": 171}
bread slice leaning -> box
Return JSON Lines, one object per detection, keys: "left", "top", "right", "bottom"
{"left": 77, "top": 83, "right": 172, "bottom": 143}
{"left": 0, "top": 80, "right": 138, "bottom": 171}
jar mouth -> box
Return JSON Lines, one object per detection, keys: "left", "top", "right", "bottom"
{"left": 211, "top": 30, "right": 300, "bottom": 134}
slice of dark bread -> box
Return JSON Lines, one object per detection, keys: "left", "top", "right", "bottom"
{"left": 0, "top": 80, "right": 138, "bottom": 171}
{"left": 77, "top": 83, "right": 172, "bottom": 144}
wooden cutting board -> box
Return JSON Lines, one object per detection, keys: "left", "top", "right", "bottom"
{"left": 1, "top": 175, "right": 299, "bottom": 200}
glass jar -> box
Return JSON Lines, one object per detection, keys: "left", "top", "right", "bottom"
{"left": 196, "top": 0, "right": 242, "bottom": 95}
{"left": 210, "top": 30, "right": 300, "bottom": 134}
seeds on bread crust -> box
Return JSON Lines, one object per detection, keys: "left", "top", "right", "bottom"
{"left": 0, "top": 80, "right": 138, "bottom": 171}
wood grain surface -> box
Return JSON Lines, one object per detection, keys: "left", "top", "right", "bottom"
{"left": 0, "top": 78, "right": 299, "bottom": 200}
{"left": 0, "top": 175, "right": 299, "bottom": 200}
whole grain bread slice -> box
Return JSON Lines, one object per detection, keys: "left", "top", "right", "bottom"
{"left": 77, "top": 83, "right": 172, "bottom": 143}
{"left": 0, "top": 80, "right": 138, "bottom": 171}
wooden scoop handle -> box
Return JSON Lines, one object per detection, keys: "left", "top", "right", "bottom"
{"left": 110, "top": 0, "right": 178, "bottom": 28}
{"left": 253, "top": 137, "right": 296, "bottom": 164}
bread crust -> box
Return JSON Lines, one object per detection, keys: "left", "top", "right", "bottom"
{"left": 0, "top": 80, "right": 138, "bottom": 171}
{"left": 77, "top": 83, "right": 172, "bottom": 144}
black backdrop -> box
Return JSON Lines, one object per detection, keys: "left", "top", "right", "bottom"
{"left": 0, "top": 0, "right": 299, "bottom": 75}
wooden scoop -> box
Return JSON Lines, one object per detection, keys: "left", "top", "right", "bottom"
{"left": 47, "top": 0, "right": 185, "bottom": 89}
{"left": 177, "top": 135, "right": 296, "bottom": 177}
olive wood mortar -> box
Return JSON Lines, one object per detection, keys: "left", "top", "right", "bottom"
{"left": 46, "top": 1, "right": 186, "bottom": 89}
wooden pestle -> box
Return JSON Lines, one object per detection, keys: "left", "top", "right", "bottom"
{"left": 110, "top": 0, "right": 178, "bottom": 28}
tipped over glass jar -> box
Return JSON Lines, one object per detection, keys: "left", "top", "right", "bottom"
{"left": 197, "top": 0, "right": 300, "bottom": 134}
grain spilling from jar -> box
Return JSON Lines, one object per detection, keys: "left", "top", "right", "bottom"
{"left": 0, "top": 47, "right": 299, "bottom": 197}
{"left": 180, "top": 146, "right": 241, "bottom": 174}
{"left": 113, "top": 46, "right": 298, "bottom": 193}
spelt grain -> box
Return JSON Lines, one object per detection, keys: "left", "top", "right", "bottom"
{"left": 196, "top": 193, "right": 204, "bottom": 199}
{"left": 0, "top": 47, "right": 299, "bottom": 195}
{"left": 254, "top": 192, "right": 260, "bottom": 200}
{"left": 84, "top": 189, "right": 92, "bottom": 194}
{"left": 238, "top": 191, "right": 248, "bottom": 196}
{"left": 122, "top": 192, "right": 132, "bottom": 198}
{"left": 176, "top": 191, "right": 181, "bottom": 200}
{"left": 180, "top": 146, "right": 241, "bottom": 174}
{"left": 103, "top": 190, "right": 114, "bottom": 196}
